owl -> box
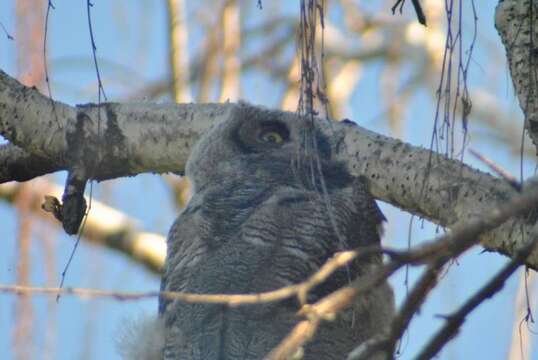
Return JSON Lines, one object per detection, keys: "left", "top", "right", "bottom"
{"left": 158, "top": 103, "right": 394, "bottom": 359}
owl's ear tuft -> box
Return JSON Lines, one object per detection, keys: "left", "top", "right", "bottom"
{"left": 116, "top": 314, "right": 165, "bottom": 360}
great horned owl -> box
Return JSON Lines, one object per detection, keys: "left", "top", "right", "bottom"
{"left": 158, "top": 104, "right": 394, "bottom": 359}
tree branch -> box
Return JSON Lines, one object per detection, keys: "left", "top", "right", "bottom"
{"left": 349, "top": 180, "right": 538, "bottom": 359}
{"left": 1, "top": 69, "right": 538, "bottom": 268}
{"left": 0, "top": 143, "right": 61, "bottom": 182}
{"left": 0, "top": 179, "right": 166, "bottom": 273}
{"left": 495, "top": 0, "right": 538, "bottom": 153}
{"left": 337, "top": 121, "right": 538, "bottom": 269}
{"left": 0, "top": 69, "right": 233, "bottom": 181}
{"left": 415, "top": 234, "right": 538, "bottom": 360}
{"left": 2, "top": 179, "right": 538, "bottom": 359}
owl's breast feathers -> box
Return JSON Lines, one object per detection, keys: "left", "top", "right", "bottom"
{"left": 159, "top": 175, "right": 392, "bottom": 359}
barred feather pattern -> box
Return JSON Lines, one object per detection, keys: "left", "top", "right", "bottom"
{"left": 158, "top": 104, "right": 394, "bottom": 359}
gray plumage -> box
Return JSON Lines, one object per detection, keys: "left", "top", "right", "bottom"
{"left": 118, "top": 315, "right": 165, "bottom": 360}
{"left": 158, "top": 104, "right": 394, "bottom": 359}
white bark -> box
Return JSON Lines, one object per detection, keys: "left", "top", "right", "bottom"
{"left": 0, "top": 69, "right": 233, "bottom": 181}
{"left": 1, "top": 69, "right": 536, "bottom": 269}
{"left": 495, "top": 0, "right": 538, "bottom": 153}
{"left": 336, "top": 123, "right": 536, "bottom": 267}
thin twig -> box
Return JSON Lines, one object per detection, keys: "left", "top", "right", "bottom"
{"left": 349, "top": 181, "right": 538, "bottom": 359}
{"left": 391, "top": 0, "right": 426, "bottom": 26}
{"left": 4, "top": 181, "right": 538, "bottom": 359}
{"left": 468, "top": 148, "right": 521, "bottom": 191}
{"left": 59, "top": 0, "right": 109, "bottom": 297}
{"left": 0, "top": 21, "right": 14, "bottom": 40}
{"left": 0, "top": 250, "right": 363, "bottom": 306}
{"left": 270, "top": 261, "right": 401, "bottom": 360}
{"left": 349, "top": 261, "right": 443, "bottom": 360}
{"left": 275, "top": 180, "right": 538, "bottom": 359}
{"left": 43, "top": 0, "right": 61, "bottom": 129}
{"left": 415, "top": 236, "right": 538, "bottom": 360}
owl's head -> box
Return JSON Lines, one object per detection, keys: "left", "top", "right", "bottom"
{"left": 186, "top": 103, "right": 345, "bottom": 192}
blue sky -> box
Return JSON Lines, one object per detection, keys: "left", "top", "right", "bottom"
{"left": 0, "top": 1, "right": 536, "bottom": 359}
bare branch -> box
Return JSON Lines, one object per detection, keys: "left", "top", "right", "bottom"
{"left": 278, "top": 207, "right": 526, "bottom": 360}
{"left": 415, "top": 235, "right": 538, "bottom": 360}
{"left": 0, "top": 144, "right": 61, "bottom": 182}
{"left": 0, "top": 250, "right": 366, "bottom": 305}
{"left": 468, "top": 148, "right": 520, "bottom": 190}
{"left": 0, "top": 69, "right": 233, "bottom": 181}
{"left": 2, "top": 70, "right": 538, "bottom": 268}
{"left": 219, "top": 0, "right": 241, "bottom": 102}
{"left": 495, "top": 0, "right": 538, "bottom": 154}
{"left": 2, "top": 179, "right": 538, "bottom": 360}
{"left": 167, "top": 0, "right": 193, "bottom": 103}
{"left": 0, "top": 179, "right": 166, "bottom": 273}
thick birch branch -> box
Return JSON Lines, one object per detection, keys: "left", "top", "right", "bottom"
{"left": 0, "top": 69, "right": 232, "bottom": 181}
{"left": 495, "top": 0, "right": 538, "bottom": 153}
{"left": 0, "top": 69, "right": 537, "bottom": 268}
{"left": 0, "top": 143, "right": 61, "bottom": 182}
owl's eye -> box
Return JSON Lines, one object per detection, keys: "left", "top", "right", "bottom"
{"left": 259, "top": 131, "right": 284, "bottom": 144}
{"left": 236, "top": 120, "right": 289, "bottom": 152}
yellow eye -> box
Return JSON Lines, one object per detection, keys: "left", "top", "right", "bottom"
{"left": 259, "top": 131, "right": 284, "bottom": 144}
